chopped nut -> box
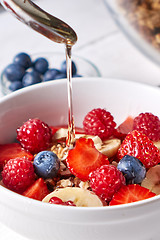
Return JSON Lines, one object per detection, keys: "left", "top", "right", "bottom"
{"left": 56, "top": 179, "right": 73, "bottom": 188}
{"left": 79, "top": 181, "right": 90, "bottom": 190}
{"left": 156, "top": 33, "right": 160, "bottom": 43}
{"left": 51, "top": 143, "right": 68, "bottom": 160}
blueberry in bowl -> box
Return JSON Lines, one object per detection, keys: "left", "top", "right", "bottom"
{"left": 33, "top": 151, "right": 60, "bottom": 179}
{"left": 13, "top": 52, "right": 32, "bottom": 69}
{"left": 1, "top": 52, "right": 101, "bottom": 95}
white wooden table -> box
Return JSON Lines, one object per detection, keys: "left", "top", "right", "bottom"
{"left": 0, "top": 0, "right": 160, "bottom": 239}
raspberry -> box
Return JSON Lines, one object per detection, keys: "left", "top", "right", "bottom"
{"left": 89, "top": 165, "right": 126, "bottom": 202}
{"left": 83, "top": 108, "right": 116, "bottom": 140}
{"left": 17, "top": 118, "right": 52, "bottom": 154}
{"left": 133, "top": 112, "right": 160, "bottom": 141}
{"left": 2, "top": 157, "right": 35, "bottom": 193}
{"left": 49, "top": 197, "right": 76, "bottom": 206}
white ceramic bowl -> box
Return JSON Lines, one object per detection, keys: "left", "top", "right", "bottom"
{"left": 0, "top": 77, "right": 160, "bottom": 240}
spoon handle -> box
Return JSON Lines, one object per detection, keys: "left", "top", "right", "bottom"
{"left": 1, "top": 0, "right": 77, "bottom": 45}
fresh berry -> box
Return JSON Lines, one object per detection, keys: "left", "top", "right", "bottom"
{"left": 109, "top": 184, "right": 156, "bottom": 206}
{"left": 49, "top": 196, "right": 64, "bottom": 204}
{"left": 66, "top": 138, "right": 109, "bottom": 181}
{"left": 83, "top": 108, "right": 116, "bottom": 140}
{"left": 61, "top": 60, "right": 77, "bottom": 76}
{"left": 54, "top": 73, "right": 66, "bottom": 80}
{"left": 114, "top": 116, "right": 134, "bottom": 140}
{"left": 2, "top": 157, "right": 35, "bottom": 193}
{"left": 23, "top": 178, "right": 49, "bottom": 201}
{"left": 22, "top": 70, "right": 42, "bottom": 87}
{"left": 49, "top": 196, "right": 76, "bottom": 206}
{"left": 17, "top": 118, "right": 52, "bottom": 154}
{"left": 13, "top": 52, "right": 32, "bottom": 69}
{"left": 117, "top": 155, "right": 146, "bottom": 184}
{"left": 89, "top": 164, "right": 125, "bottom": 202}
{"left": 4, "top": 63, "right": 25, "bottom": 82}
{"left": 117, "top": 130, "right": 160, "bottom": 169}
{"left": 73, "top": 74, "right": 82, "bottom": 78}
{"left": 9, "top": 80, "right": 23, "bottom": 91}
{"left": 33, "top": 151, "right": 60, "bottom": 179}
{"left": 43, "top": 69, "right": 62, "bottom": 81}
{"left": 33, "top": 57, "right": 49, "bottom": 74}
{"left": 133, "top": 112, "right": 160, "bottom": 141}
{"left": 0, "top": 143, "right": 33, "bottom": 171}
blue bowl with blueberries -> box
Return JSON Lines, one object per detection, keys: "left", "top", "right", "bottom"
{"left": 1, "top": 52, "right": 101, "bottom": 95}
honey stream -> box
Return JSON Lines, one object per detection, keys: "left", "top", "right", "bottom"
{"left": 1, "top": 0, "right": 78, "bottom": 148}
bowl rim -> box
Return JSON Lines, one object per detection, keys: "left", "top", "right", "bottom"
{"left": 0, "top": 77, "right": 160, "bottom": 212}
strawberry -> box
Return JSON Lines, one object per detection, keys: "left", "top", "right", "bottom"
{"left": 117, "top": 130, "right": 160, "bottom": 168}
{"left": 0, "top": 143, "right": 33, "bottom": 171}
{"left": 114, "top": 116, "right": 134, "bottom": 140}
{"left": 66, "top": 138, "right": 109, "bottom": 181}
{"left": 23, "top": 178, "right": 49, "bottom": 201}
{"left": 109, "top": 184, "right": 156, "bottom": 205}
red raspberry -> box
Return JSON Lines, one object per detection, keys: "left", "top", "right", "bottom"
{"left": 49, "top": 197, "right": 76, "bottom": 206}
{"left": 17, "top": 118, "right": 52, "bottom": 154}
{"left": 89, "top": 165, "right": 126, "bottom": 202}
{"left": 2, "top": 157, "right": 35, "bottom": 193}
{"left": 83, "top": 108, "right": 116, "bottom": 140}
{"left": 133, "top": 112, "right": 160, "bottom": 141}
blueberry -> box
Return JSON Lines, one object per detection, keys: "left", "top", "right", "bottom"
{"left": 33, "top": 151, "right": 60, "bottom": 179}
{"left": 4, "top": 63, "right": 25, "bottom": 82}
{"left": 33, "top": 57, "right": 49, "bottom": 74}
{"left": 117, "top": 155, "right": 146, "bottom": 184}
{"left": 43, "top": 68, "right": 62, "bottom": 81}
{"left": 22, "top": 70, "right": 42, "bottom": 87}
{"left": 61, "top": 60, "right": 77, "bottom": 76}
{"left": 54, "top": 72, "right": 66, "bottom": 80}
{"left": 9, "top": 81, "right": 23, "bottom": 91}
{"left": 13, "top": 52, "right": 32, "bottom": 69}
{"left": 73, "top": 74, "right": 82, "bottom": 78}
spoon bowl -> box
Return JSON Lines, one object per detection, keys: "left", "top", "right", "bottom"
{"left": 1, "top": 0, "right": 77, "bottom": 45}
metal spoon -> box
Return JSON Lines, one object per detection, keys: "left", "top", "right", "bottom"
{"left": 1, "top": 0, "right": 77, "bottom": 45}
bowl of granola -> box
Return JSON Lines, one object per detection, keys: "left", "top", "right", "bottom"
{"left": 104, "top": 0, "right": 160, "bottom": 66}
{"left": 0, "top": 77, "right": 160, "bottom": 240}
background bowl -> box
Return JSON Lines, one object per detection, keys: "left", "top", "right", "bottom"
{"left": 0, "top": 52, "right": 101, "bottom": 95}
{"left": 0, "top": 77, "right": 160, "bottom": 240}
{"left": 103, "top": 0, "right": 160, "bottom": 66}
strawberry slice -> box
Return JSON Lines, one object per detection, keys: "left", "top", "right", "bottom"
{"left": 66, "top": 138, "right": 109, "bottom": 181}
{"left": 114, "top": 116, "right": 134, "bottom": 140}
{"left": 117, "top": 130, "right": 160, "bottom": 169}
{"left": 23, "top": 178, "right": 49, "bottom": 201}
{"left": 0, "top": 143, "right": 33, "bottom": 170}
{"left": 110, "top": 184, "right": 156, "bottom": 206}
{"left": 50, "top": 125, "right": 85, "bottom": 136}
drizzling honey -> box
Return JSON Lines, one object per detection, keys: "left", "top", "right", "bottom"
{"left": 65, "top": 45, "right": 76, "bottom": 148}
{"left": 1, "top": 0, "right": 78, "bottom": 149}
